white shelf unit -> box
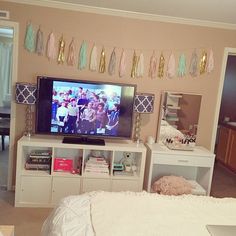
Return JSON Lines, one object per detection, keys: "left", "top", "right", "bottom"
{"left": 15, "top": 136, "right": 146, "bottom": 207}
{"left": 143, "top": 143, "right": 215, "bottom": 196}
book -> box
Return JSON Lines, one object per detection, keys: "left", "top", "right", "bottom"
{"left": 25, "top": 162, "right": 51, "bottom": 170}
{"left": 30, "top": 150, "right": 51, "bottom": 156}
{"left": 27, "top": 157, "right": 51, "bottom": 164}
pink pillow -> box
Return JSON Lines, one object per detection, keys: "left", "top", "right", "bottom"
{"left": 152, "top": 176, "right": 193, "bottom": 195}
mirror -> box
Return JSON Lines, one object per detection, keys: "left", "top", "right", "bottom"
{"left": 157, "top": 91, "right": 202, "bottom": 150}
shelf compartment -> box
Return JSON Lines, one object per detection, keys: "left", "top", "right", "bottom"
{"left": 113, "top": 151, "right": 142, "bottom": 177}
{"left": 83, "top": 149, "right": 112, "bottom": 176}
{"left": 21, "top": 146, "right": 52, "bottom": 172}
{"left": 53, "top": 148, "right": 83, "bottom": 175}
{"left": 188, "top": 180, "right": 206, "bottom": 195}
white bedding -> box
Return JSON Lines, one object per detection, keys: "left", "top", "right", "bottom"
{"left": 41, "top": 191, "right": 236, "bottom": 236}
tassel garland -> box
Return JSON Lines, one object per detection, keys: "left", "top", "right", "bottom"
{"left": 23, "top": 22, "right": 215, "bottom": 79}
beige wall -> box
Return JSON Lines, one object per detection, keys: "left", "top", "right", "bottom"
{"left": 2, "top": 2, "right": 236, "bottom": 182}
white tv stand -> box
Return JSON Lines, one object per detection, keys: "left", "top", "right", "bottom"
{"left": 144, "top": 143, "right": 215, "bottom": 195}
{"left": 15, "top": 136, "right": 146, "bottom": 207}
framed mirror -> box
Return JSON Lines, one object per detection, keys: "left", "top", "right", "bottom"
{"left": 157, "top": 91, "right": 202, "bottom": 150}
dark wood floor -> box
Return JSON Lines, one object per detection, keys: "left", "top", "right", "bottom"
{"left": 211, "top": 161, "right": 236, "bottom": 198}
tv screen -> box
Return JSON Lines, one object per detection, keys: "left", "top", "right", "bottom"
{"left": 36, "top": 76, "right": 136, "bottom": 144}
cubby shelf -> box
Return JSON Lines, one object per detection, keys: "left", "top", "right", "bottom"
{"left": 15, "top": 136, "right": 146, "bottom": 207}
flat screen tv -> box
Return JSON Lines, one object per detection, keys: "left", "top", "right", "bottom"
{"left": 36, "top": 76, "right": 136, "bottom": 145}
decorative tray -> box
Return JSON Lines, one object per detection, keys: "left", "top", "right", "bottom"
{"left": 165, "top": 142, "right": 194, "bottom": 151}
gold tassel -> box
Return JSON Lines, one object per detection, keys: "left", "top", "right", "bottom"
{"left": 199, "top": 51, "right": 207, "bottom": 75}
{"left": 131, "top": 51, "right": 138, "bottom": 78}
{"left": 99, "top": 47, "right": 106, "bottom": 73}
{"left": 57, "top": 35, "right": 65, "bottom": 64}
{"left": 158, "top": 53, "right": 165, "bottom": 78}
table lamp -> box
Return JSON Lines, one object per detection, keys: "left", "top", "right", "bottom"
{"left": 134, "top": 93, "right": 155, "bottom": 143}
{"left": 15, "top": 82, "right": 37, "bottom": 137}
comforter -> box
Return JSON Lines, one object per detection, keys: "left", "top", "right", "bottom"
{"left": 41, "top": 191, "right": 236, "bottom": 236}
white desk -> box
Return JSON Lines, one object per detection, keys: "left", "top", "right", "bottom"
{"left": 144, "top": 143, "right": 215, "bottom": 195}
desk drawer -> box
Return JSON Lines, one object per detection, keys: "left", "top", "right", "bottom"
{"left": 153, "top": 153, "right": 213, "bottom": 167}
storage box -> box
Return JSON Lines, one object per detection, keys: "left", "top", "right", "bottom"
{"left": 54, "top": 158, "right": 73, "bottom": 172}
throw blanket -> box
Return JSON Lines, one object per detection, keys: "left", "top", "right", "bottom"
{"left": 41, "top": 191, "right": 236, "bottom": 236}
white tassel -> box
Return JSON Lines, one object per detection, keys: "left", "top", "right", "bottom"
{"left": 46, "top": 32, "right": 56, "bottom": 60}
{"left": 90, "top": 45, "right": 97, "bottom": 72}
{"left": 167, "top": 53, "right": 175, "bottom": 79}
{"left": 119, "top": 49, "right": 126, "bottom": 78}
{"left": 136, "top": 53, "right": 144, "bottom": 78}
{"left": 207, "top": 49, "right": 214, "bottom": 73}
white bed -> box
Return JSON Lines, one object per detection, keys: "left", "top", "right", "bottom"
{"left": 41, "top": 191, "right": 236, "bottom": 236}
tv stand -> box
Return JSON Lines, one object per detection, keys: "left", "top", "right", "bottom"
{"left": 15, "top": 136, "right": 147, "bottom": 207}
{"left": 63, "top": 136, "right": 105, "bottom": 146}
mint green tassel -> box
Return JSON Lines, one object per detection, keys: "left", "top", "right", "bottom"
{"left": 178, "top": 54, "right": 186, "bottom": 77}
{"left": 78, "top": 41, "right": 87, "bottom": 70}
{"left": 24, "top": 23, "right": 35, "bottom": 52}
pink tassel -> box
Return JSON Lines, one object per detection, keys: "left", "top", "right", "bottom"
{"left": 119, "top": 49, "right": 126, "bottom": 78}
{"left": 207, "top": 49, "right": 214, "bottom": 73}
{"left": 67, "top": 39, "right": 76, "bottom": 66}
{"left": 148, "top": 52, "right": 157, "bottom": 79}
{"left": 46, "top": 32, "right": 56, "bottom": 60}
{"left": 136, "top": 53, "right": 144, "bottom": 78}
{"left": 167, "top": 53, "right": 175, "bottom": 78}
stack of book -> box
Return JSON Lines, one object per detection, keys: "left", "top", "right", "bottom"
{"left": 84, "top": 157, "right": 109, "bottom": 176}
{"left": 25, "top": 150, "right": 52, "bottom": 171}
